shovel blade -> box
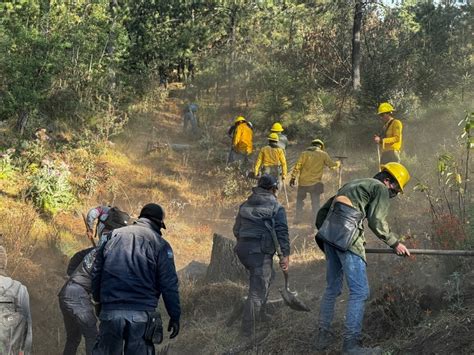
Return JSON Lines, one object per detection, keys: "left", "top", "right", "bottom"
{"left": 280, "top": 288, "right": 311, "bottom": 312}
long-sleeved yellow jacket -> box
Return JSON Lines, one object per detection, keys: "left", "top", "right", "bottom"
{"left": 382, "top": 118, "right": 402, "bottom": 152}
{"left": 254, "top": 145, "right": 287, "bottom": 177}
{"left": 291, "top": 147, "right": 338, "bottom": 186}
{"left": 232, "top": 123, "right": 253, "bottom": 155}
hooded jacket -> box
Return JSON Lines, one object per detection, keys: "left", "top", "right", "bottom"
{"left": 233, "top": 187, "right": 290, "bottom": 257}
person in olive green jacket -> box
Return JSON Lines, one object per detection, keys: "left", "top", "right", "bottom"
{"left": 314, "top": 163, "right": 411, "bottom": 355}
{"left": 290, "top": 139, "right": 339, "bottom": 223}
{"left": 374, "top": 102, "right": 403, "bottom": 164}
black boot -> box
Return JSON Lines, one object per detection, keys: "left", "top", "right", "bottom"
{"left": 342, "top": 339, "right": 382, "bottom": 355}
{"left": 314, "top": 328, "right": 334, "bottom": 351}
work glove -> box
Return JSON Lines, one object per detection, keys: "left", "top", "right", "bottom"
{"left": 289, "top": 178, "right": 296, "bottom": 187}
{"left": 168, "top": 319, "right": 180, "bottom": 339}
{"left": 335, "top": 161, "right": 341, "bottom": 169}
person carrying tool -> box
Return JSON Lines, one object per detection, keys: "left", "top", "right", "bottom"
{"left": 228, "top": 115, "right": 254, "bottom": 168}
{"left": 85, "top": 205, "right": 131, "bottom": 246}
{"left": 58, "top": 212, "right": 131, "bottom": 355}
{"left": 0, "top": 246, "right": 32, "bottom": 355}
{"left": 91, "top": 203, "right": 180, "bottom": 354}
{"left": 290, "top": 139, "right": 340, "bottom": 224}
{"left": 270, "top": 122, "right": 288, "bottom": 150}
{"left": 233, "top": 174, "right": 290, "bottom": 337}
{"left": 254, "top": 133, "right": 287, "bottom": 184}
{"left": 373, "top": 102, "right": 403, "bottom": 164}
{"left": 314, "top": 162, "right": 411, "bottom": 354}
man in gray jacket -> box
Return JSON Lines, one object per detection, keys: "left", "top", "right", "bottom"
{"left": 0, "top": 246, "right": 32, "bottom": 354}
{"left": 233, "top": 174, "right": 290, "bottom": 336}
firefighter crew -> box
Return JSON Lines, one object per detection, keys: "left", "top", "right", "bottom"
{"left": 314, "top": 163, "right": 411, "bottom": 354}
{"left": 233, "top": 174, "right": 290, "bottom": 337}
{"left": 290, "top": 139, "right": 340, "bottom": 223}
{"left": 270, "top": 122, "right": 288, "bottom": 150}
{"left": 254, "top": 133, "right": 287, "bottom": 182}
{"left": 374, "top": 102, "right": 403, "bottom": 164}
{"left": 228, "top": 115, "right": 254, "bottom": 167}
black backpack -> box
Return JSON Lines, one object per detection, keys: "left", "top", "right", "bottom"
{"left": 102, "top": 207, "right": 131, "bottom": 231}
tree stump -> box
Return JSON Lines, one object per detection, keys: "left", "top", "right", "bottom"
{"left": 205, "top": 233, "right": 248, "bottom": 283}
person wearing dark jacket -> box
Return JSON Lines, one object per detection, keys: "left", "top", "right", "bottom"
{"left": 58, "top": 210, "right": 131, "bottom": 355}
{"left": 233, "top": 174, "right": 290, "bottom": 336}
{"left": 91, "top": 203, "right": 181, "bottom": 355}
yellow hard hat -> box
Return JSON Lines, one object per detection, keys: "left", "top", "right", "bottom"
{"left": 311, "top": 138, "right": 325, "bottom": 149}
{"left": 234, "top": 116, "right": 246, "bottom": 123}
{"left": 271, "top": 122, "right": 284, "bottom": 132}
{"left": 377, "top": 102, "right": 395, "bottom": 115}
{"left": 268, "top": 132, "right": 279, "bottom": 141}
{"left": 381, "top": 162, "right": 410, "bottom": 192}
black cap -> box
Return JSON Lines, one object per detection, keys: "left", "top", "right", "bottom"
{"left": 257, "top": 174, "right": 278, "bottom": 190}
{"left": 139, "top": 203, "right": 166, "bottom": 229}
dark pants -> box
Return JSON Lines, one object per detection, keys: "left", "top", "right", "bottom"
{"left": 92, "top": 309, "right": 153, "bottom": 355}
{"left": 380, "top": 150, "right": 400, "bottom": 164}
{"left": 235, "top": 241, "right": 274, "bottom": 334}
{"left": 295, "top": 183, "right": 324, "bottom": 219}
{"left": 59, "top": 282, "right": 98, "bottom": 355}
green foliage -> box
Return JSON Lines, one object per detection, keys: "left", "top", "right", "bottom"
{"left": 0, "top": 148, "right": 16, "bottom": 179}
{"left": 25, "top": 159, "right": 76, "bottom": 215}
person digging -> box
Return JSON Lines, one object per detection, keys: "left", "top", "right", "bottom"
{"left": 314, "top": 162, "right": 411, "bottom": 354}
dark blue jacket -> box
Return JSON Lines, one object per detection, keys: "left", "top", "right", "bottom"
{"left": 91, "top": 218, "right": 181, "bottom": 321}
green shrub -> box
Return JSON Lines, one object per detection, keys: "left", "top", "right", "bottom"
{"left": 25, "top": 159, "right": 76, "bottom": 215}
{"left": 0, "top": 148, "right": 16, "bottom": 179}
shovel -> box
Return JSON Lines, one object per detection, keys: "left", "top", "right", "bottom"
{"left": 265, "top": 221, "right": 311, "bottom": 312}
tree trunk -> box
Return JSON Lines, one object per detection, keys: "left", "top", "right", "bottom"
{"left": 205, "top": 233, "right": 247, "bottom": 283}
{"left": 351, "top": 0, "right": 363, "bottom": 92}
{"left": 16, "top": 110, "right": 29, "bottom": 135}
{"left": 107, "top": 0, "right": 118, "bottom": 93}
{"left": 228, "top": 6, "right": 237, "bottom": 109}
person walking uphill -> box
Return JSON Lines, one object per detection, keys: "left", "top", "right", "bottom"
{"left": 58, "top": 212, "right": 131, "bottom": 355}
{"left": 314, "top": 163, "right": 411, "bottom": 354}
{"left": 0, "top": 246, "right": 32, "bottom": 355}
{"left": 228, "top": 116, "right": 254, "bottom": 167}
{"left": 233, "top": 174, "right": 290, "bottom": 337}
{"left": 91, "top": 203, "right": 181, "bottom": 355}
{"left": 374, "top": 102, "right": 403, "bottom": 164}
{"left": 270, "top": 122, "right": 288, "bottom": 150}
{"left": 254, "top": 133, "right": 287, "bottom": 182}
{"left": 290, "top": 139, "right": 339, "bottom": 223}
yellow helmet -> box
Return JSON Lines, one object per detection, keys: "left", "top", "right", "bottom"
{"left": 234, "top": 116, "right": 246, "bottom": 123}
{"left": 271, "top": 122, "right": 284, "bottom": 132}
{"left": 377, "top": 102, "right": 395, "bottom": 115}
{"left": 381, "top": 162, "right": 410, "bottom": 192}
{"left": 268, "top": 132, "right": 279, "bottom": 141}
{"left": 311, "top": 138, "right": 325, "bottom": 149}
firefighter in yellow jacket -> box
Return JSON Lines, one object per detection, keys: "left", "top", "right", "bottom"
{"left": 254, "top": 133, "right": 287, "bottom": 182}
{"left": 228, "top": 116, "right": 253, "bottom": 167}
{"left": 374, "top": 102, "right": 403, "bottom": 164}
{"left": 290, "top": 139, "right": 339, "bottom": 223}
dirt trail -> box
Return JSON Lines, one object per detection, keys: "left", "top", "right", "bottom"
{"left": 20, "top": 89, "right": 473, "bottom": 354}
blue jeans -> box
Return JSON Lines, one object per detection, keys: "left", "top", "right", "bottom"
{"left": 318, "top": 243, "right": 370, "bottom": 341}
{"left": 92, "top": 310, "right": 153, "bottom": 355}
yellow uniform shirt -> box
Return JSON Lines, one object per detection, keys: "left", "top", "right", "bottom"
{"left": 291, "top": 147, "right": 337, "bottom": 186}
{"left": 382, "top": 118, "right": 402, "bottom": 152}
{"left": 254, "top": 145, "right": 287, "bottom": 178}
{"left": 233, "top": 123, "right": 253, "bottom": 155}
